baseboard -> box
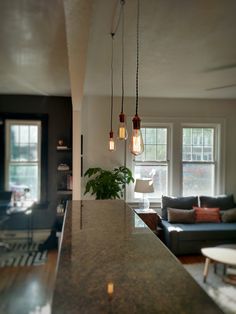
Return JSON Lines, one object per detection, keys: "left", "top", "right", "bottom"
{"left": 2, "top": 229, "right": 51, "bottom": 243}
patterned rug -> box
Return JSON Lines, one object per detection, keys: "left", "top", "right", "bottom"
{"left": 0, "top": 242, "right": 47, "bottom": 267}
{"left": 184, "top": 263, "right": 236, "bottom": 314}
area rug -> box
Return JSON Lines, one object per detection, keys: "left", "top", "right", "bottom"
{"left": 0, "top": 242, "right": 47, "bottom": 267}
{"left": 184, "top": 263, "right": 236, "bottom": 314}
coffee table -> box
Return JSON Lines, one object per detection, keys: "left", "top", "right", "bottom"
{"left": 201, "top": 244, "right": 236, "bottom": 283}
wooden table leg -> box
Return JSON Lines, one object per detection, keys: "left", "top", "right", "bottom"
{"left": 203, "top": 257, "right": 210, "bottom": 283}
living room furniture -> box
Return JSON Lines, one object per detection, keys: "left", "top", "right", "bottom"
{"left": 52, "top": 200, "right": 223, "bottom": 314}
{"left": 134, "top": 208, "right": 163, "bottom": 239}
{"left": 201, "top": 244, "right": 236, "bottom": 283}
{"left": 134, "top": 178, "right": 154, "bottom": 210}
{"left": 161, "top": 195, "right": 236, "bottom": 255}
{"left": 6, "top": 204, "right": 34, "bottom": 248}
{"left": 0, "top": 191, "right": 13, "bottom": 249}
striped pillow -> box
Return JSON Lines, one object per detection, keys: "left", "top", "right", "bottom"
{"left": 193, "top": 207, "right": 221, "bottom": 223}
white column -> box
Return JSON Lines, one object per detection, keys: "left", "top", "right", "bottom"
{"left": 73, "top": 109, "right": 81, "bottom": 200}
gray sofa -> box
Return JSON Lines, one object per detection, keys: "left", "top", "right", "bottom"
{"left": 161, "top": 195, "right": 236, "bottom": 255}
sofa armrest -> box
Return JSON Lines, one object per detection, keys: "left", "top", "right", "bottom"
{"left": 161, "top": 220, "right": 179, "bottom": 254}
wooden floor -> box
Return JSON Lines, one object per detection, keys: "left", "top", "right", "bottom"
{"left": 0, "top": 250, "right": 58, "bottom": 314}
{"left": 178, "top": 254, "right": 205, "bottom": 264}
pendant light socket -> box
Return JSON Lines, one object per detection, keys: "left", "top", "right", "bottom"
{"left": 132, "top": 114, "right": 141, "bottom": 129}
{"left": 109, "top": 131, "right": 114, "bottom": 138}
{"left": 119, "top": 112, "right": 125, "bottom": 123}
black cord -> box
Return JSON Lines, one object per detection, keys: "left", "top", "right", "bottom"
{"left": 110, "top": 33, "right": 114, "bottom": 131}
{"left": 112, "top": 1, "right": 123, "bottom": 35}
{"left": 110, "top": 0, "right": 126, "bottom": 131}
{"left": 121, "top": 0, "right": 125, "bottom": 114}
{"left": 135, "top": 0, "right": 140, "bottom": 116}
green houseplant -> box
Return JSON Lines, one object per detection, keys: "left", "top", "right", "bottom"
{"left": 84, "top": 166, "right": 134, "bottom": 199}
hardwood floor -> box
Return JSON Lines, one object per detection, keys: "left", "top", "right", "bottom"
{"left": 0, "top": 250, "right": 57, "bottom": 314}
{"left": 178, "top": 254, "right": 205, "bottom": 264}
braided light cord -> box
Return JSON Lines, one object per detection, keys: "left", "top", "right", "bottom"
{"left": 121, "top": 0, "right": 125, "bottom": 113}
{"left": 135, "top": 0, "right": 140, "bottom": 116}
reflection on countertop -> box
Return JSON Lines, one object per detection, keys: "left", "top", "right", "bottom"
{"left": 52, "top": 200, "right": 223, "bottom": 314}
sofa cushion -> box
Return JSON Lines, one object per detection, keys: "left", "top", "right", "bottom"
{"left": 162, "top": 195, "right": 198, "bottom": 220}
{"left": 167, "top": 208, "right": 196, "bottom": 224}
{"left": 193, "top": 207, "right": 221, "bottom": 223}
{"left": 222, "top": 208, "right": 236, "bottom": 223}
{"left": 162, "top": 220, "right": 236, "bottom": 241}
{"left": 199, "top": 194, "right": 235, "bottom": 210}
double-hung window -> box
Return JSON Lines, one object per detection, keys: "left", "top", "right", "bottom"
{"left": 5, "top": 120, "right": 41, "bottom": 202}
{"left": 133, "top": 127, "right": 169, "bottom": 201}
{"left": 182, "top": 126, "right": 216, "bottom": 196}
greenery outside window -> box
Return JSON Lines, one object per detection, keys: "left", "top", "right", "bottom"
{"left": 5, "top": 120, "right": 41, "bottom": 202}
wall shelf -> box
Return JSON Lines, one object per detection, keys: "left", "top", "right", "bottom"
{"left": 56, "top": 147, "right": 71, "bottom": 152}
{"left": 56, "top": 143, "right": 72, "bottom": 214}
{"left": 57, "top": 190, "right": 72, "bottom": 195}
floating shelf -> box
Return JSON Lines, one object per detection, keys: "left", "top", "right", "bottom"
{"left": 57, "top": 169, "right": 72, "bottom": 173}
{"left": 56, "top": 147, "right": 72, "bottom": 152}
{"left": 57, "top": 190, "right": 72, "bottom": 195}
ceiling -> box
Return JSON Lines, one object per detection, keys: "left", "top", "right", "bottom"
{"left": 0, "top": 0, "right": 236, "bottom": 100}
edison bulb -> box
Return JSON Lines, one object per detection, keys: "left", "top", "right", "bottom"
{"left": 118, "top": 113, "right": 128, "bottom": 140}
{"left": 130, "top": 128, "right": 144, "bottom": 155}
{"left": 109, "top": 132, "right": 115, "bottom": 151}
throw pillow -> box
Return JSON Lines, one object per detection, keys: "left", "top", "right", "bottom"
{"left": 199, "top": 194, "right": 235, "bottom": 210}
{"left": 161, "top": 195, "right": 198, "bottom": 220}
{"left": 221, "top": 208, "right": 236, "bottom": 223}
{"left": 193, "top": 207, "right": 221, "bottom": 223}
{"left": 167, "top": 208, "right": 196, "bottom": 224}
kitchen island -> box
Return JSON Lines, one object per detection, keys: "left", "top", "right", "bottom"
{"left": 52, "top": 200, "right": 222, "bottom": 314}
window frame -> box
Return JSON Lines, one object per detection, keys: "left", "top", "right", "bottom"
{"left": 130, "top": 123, "right": 172, "bottom": 202}
{"left": 181, "top": 123, "right": 222, "bottom": 196}
{"left": 5, "top": 119, "right": 42, "bottom": 201}
{"left": 127, "top": 118, "right": 225, "bottom": 204}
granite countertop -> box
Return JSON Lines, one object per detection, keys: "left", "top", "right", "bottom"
{"left": 52, "top": 200, "right": 223, "bottom": 314}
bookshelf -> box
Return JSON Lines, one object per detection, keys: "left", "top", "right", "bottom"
{"left": 56, "top": 144, "right": 72, "bottom": 213}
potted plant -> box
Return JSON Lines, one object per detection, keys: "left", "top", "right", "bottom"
{"left": 84, "top": 166, "right": 134, "bottom": 199}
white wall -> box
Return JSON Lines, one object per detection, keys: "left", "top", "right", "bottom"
{"left": 81, "top": 95, "right": 236, "bottom": 200}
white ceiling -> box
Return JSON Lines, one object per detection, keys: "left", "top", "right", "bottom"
{"left": 0, "top": 0, "right": 236, "bottom": 99}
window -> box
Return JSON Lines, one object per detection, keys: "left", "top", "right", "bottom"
{"left": 129, "top": 120, "right": 224, "bottom": 203}
{"left": 5, "top": 120, "right": 41, "bottom": 202}
{"left": 133, "top": 127, "right": 169, "bottom": 200}
{"left": 182, "top": 127, "right": 215, "bottom": 196}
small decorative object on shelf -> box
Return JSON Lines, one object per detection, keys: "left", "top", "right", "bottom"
{"left": 57, "top": 200, "right": 65, "bottom": 215}
{"left": 57, "top": 163, "right": 70, "bottom": 171}
{"left": 57, "top": 139, "right": 70, "bottom": 150}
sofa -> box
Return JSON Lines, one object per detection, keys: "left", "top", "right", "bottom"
{"left": 161, "top": 194, "right": 236, "bottom": 255}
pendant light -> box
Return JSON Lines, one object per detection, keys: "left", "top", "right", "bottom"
{"left": 130, "top": 0, "right": 144, "bottom": 155}
{"left": 117, "top": 0, "right": 128, "bottom": 140}
{"left": 109, "top": 33, "right": 116, "bottom": 151}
